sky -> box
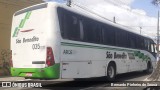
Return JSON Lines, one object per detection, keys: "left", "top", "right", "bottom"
{"left": 43, "top": 0, "right": 159, "bottom": 41}
{"left": 131, "top": 0, "right": 159, "bottom": 17}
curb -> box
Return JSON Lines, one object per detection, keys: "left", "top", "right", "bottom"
{"left": 0, "top": 76, "right": 25, "bottom": 81}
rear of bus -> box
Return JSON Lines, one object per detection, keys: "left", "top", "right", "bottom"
{"left": 10, "top": 3, "right": 61, "bottom": 79}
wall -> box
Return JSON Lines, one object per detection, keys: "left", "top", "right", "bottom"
{"left": 0, "top": 0, "right": 43, "bottom": 76}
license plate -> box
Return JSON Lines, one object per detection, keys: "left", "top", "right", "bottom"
{"left": 26, "top": 73, "right": 32, "bottom": 77}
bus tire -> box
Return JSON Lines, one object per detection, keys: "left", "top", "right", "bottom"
{"left": 144, "top": 62, "right": 153, "bottom": 74}
{"left": 107, "top": 63, "right": 116, "bottom": 81}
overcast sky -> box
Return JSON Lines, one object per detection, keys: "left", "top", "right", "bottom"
{"left": 43, "top": 0, "right": 159, "bottom": 41}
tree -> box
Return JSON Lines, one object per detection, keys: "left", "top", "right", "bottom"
{"left": 152, "top": 0, "right": 160, "bottom": 6}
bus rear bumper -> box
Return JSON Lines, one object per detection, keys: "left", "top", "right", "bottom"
{"left": 11, "top": 63, "right": 60, "bottom": 79}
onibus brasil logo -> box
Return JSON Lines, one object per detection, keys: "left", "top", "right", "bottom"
{"left": 12, "top": 11, "right": 32, "bottom": 37}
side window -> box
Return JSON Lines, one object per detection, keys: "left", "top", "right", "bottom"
{"left": 144, "top": 39, "right": 148, "bottom": 50}
{"left": 57, "top": 8, "right": 64, "bottom": 37}
{"left": 83, "top": 19, "right": 101, "bottom": 43}
{"left": 93, "top": 24, "right": 101, "bottom": 43}
{"left": 138, "top": 37, "right": 144, "bottom": 49}
{"left": 136, "top": 37, "right": 140, "bottom": 49}
{"left": 128, "top": 33, "right": 136, "bottom": 49}
{"left": 148, "top": 41, "right": 151, "bottom": 52}
{"left": 79, "top": 20, "right": 84, "bottom": 40}
{"left": 115, "top": 30, "right": 128, "bottom": 47}
{"left": 141, "top": 39, "right": 144, "bottom": 49}
{"left": 102, "top": 26, "right": 115, "bottom": 46}
{"left": 62, "top": 13, "right": 72, "bottom": 38}
{"left": 151, "top": 43, "right": 155, "bottom": 53}
{"left": 57, "top": 8, "right": 81, "bottom": 41}
{"left": 63, "top": 14, "right": 80, "bottom": 40}
{"left": 145, "top": 40, "right": 151, "bottom": 51}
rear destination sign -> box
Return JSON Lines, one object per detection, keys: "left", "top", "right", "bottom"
{"left": 16, "top": 36, "right": 39, "bottom": 44}
{"left": 15, "top": 36, "right": 40, "bottom": 50}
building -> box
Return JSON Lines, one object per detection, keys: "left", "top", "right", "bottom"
{"left": 0, "top": 0, "right": 44, "bottom": 76}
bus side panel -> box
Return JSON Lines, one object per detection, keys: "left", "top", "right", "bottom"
{"left": 60, "top": 40, "right": 156, "bottom": 79}
{"left": 60, "top": 41, "right": 134, "bottom": 78}
{"left": 61, "top": 61, "right": 108, "bottom": 78}
{"left": 61, "top": 61, "right": 91, "bottom": 78}
{"left": 60, "top": 42, "right": 108, "bottom": 78}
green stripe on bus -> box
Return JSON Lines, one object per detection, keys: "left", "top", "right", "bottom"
{"left": 19, "top": 19, "right": 25, "bottom": 28}
{"left": 61, "top": 42, "right": 151, "bottom": 61}
{"left": 12, "top": 27, "right": 19, "bottom": 37}
{"left": 12, "top": 11, "right": 32, "bottom": 37}
{"left": 25, "top": 11, "right": 31, "bottom": 19}
{"left": 61, "top": 42, "right": 135, "bottom": 52}
{"left": 11, "top": 63, "right": 60, "bottom": 79}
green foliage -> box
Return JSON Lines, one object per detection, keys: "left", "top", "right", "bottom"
{"left": 152, "top": 0, "right": 160, "bottom": 6}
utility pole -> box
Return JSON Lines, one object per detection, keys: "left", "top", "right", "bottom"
{"left": 139, "top": 27, "right": 142, "bottom": 34}
{"left": 113, "top": 16, "right": 116, "bottom": 23}
{"left": 157, "top": 10, "right": 160, "bottom": 61}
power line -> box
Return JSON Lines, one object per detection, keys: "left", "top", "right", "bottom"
{"left": 72, "top": 2, "right": 113, "bottom": 22}
{"left": 71, "top": 1, "right": 158, "bottom": 39}
{"left": 71, "top": 1, "right": 157, "bottom": 29}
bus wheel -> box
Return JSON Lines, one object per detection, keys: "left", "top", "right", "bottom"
{"left": 107, "top": 63, "right": 116, "bottom": 81}
{"left": 144, "top": 62, "right": 153, "bottom": 74}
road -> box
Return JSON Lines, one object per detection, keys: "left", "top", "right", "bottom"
{"left": 0, "top": 71, "right": 156, "bottom": 90}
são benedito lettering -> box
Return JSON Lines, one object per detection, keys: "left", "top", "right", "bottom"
{"left": 23, "top": 36, "right": 39, "bottom": 43}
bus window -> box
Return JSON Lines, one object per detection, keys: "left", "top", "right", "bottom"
{"left": 115, "top": 30, "right": 127, "bottom": 47}
{"left": 148, "top": 41, "right": 151, "bottom": 52}
{"left": 151, "top": 41, "right": 156, "bottom": 57}
{"left": 144, "top": 39, "right": 148, "bottom": 50}
{"left": 63, "top": 14, "right": 80, "bottom": 40}
{"left": 102, "top": 26, "right": 115, "bottom": 46}
{"left": 83, "top": 19, "right": 101, "bottom": 43}
{"left": 79, "top": 20, "right": 84, "bottom": 40}
{"left": 128, "top": 33, "right": 136, "bottom": 49}
{"left": 151, "top": 43, "right": 155, "bottom": 53}
{"left": 140, "top": 38, "right": 144, "bottom": 49}
{"left": 135, "top": 36, "right": 144, "bottom": 49}
{"left": 93, "top": 24, "right": 101, "bottom": 43}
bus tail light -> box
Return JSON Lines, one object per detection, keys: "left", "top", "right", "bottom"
{"left": 46, "top": 47, "right": 55, "bottom": 67}
{"left": 10, "top": 50, "right": 13, "bottom": 67}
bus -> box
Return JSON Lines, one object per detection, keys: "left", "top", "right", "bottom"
{"left": 10, "top": 2, "right": 157, "bottom": 80}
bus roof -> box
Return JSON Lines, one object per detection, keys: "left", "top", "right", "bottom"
{"left": 14, "top": 3, "right": 48, "bottom": 16}
{"left": 13, "top": 2, "right": 155, "bottom": 42}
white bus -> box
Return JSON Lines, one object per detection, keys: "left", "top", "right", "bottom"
{"left": 10, "top": 2, "right": 157, "bottom": 80}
